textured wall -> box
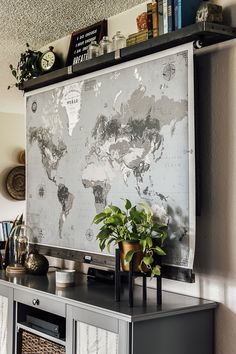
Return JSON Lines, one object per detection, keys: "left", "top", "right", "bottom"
{"left": 1, "top": 0, "right": 147, "bottom": 113}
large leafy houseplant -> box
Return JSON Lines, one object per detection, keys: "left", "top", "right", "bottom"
{"left": 93, "top": 200, "right": 168, "bottom": 277}
{"left": 8, "top": 43, "right": 42, "bottom": 90}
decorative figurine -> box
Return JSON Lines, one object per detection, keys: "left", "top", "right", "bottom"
{"left": 25, "top": 249, "right": 49, "bottom": 275}
{"left": 196, "top": 1, "right": 223, "bottom": 24}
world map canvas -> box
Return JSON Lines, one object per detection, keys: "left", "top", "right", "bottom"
{"left": 26, "top": 44, "right": 196, "bottom": 270}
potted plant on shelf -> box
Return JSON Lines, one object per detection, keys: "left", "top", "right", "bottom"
{"left": 8, "top": 43, "right": 42, "bottom": 90}
{"left": 93, "top": 199, "right": 168, "bottom": 277}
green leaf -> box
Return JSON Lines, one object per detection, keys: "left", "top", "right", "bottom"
{"left": 143, "top": 256, "right": 154, "bottom": 266}
{"left": 96, "top": 228, "right": 112, "bottom": 241}
{"left": 93, "top": 212, "right": 107, "bottom": 224}
{"left": 125, "top": 199, "right": 132, "bottom": 210}
{"left": 151, "top": 265, "right": 161, "bottom": 277}
{"left": 104, "top": 215, "right": 123, "bottom": 226}
{"left": 146, "top": 236, "right": 153, "bottom": 248}
{"left": 154, "top": 246, "right": 166, "bottom": 256}
{"left": 140, "top": 238, "right": 146, "bottom": 252}
{"left": 124, "top": 249, "right": 136, "bottom": 264}
{"left": 99, "top": 238, "right": 107, "bottom": 251}
{"left": 12, "top": 70, "right": 17, "bottom": 77}
{"left": 106, "top": 237, "right": 117, "bottom": 253}
{"left": 129, "top": 207, "right": 142, "bottom": 224}
{"left": 103, "top": 207, "right": 112, "bottom": 214}
{"left": 109, "top": 205, "right": 121, "bottom": 213}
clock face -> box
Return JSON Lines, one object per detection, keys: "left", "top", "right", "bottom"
{"left": 40, "top": 51, "right": 56, "bottom": 72}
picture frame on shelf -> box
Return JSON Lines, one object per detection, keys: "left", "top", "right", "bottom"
{"left": 66, "top": 20, "right": 107, "bottom": 66}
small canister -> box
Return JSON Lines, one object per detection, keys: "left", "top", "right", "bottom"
{"left": 99, "top": 36, "right": 112, "bottom": 55}
{"left": 112, "top": 31, "right": 126, "bottom": 51}
{"left": 87, "top": 41, "right": 99, "bottom": 60}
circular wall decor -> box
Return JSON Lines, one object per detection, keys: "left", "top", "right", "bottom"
{"left": 6, "top": 166, "right": 25, "bottom": 200}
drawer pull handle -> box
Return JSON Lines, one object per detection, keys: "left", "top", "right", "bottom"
{"left": 32, "top": 299, "right": 40, "bottom": 306}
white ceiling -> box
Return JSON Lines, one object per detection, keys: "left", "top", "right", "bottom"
{"left": 0, "top": 0, "right": 144, "bottom": 114}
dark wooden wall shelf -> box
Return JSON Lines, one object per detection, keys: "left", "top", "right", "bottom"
{"left": 23, "top": 22, "right": 236, "bottom": 92}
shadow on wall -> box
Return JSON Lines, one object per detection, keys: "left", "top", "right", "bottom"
{"left": 223, "top": 4, "right": 236, "bottom": 27}
{"left": 194, "top": 44, "right": 236, "bottom": 281}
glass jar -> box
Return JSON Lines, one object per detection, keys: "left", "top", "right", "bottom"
{"left": 87, "top": 41, "right": 99, "bottom": 60}
{"left": 112, "top": 31, "right": 126, "bottom": 51}
{"left": 99, "top": 36, "right": 112, "bottom": 56}
{"left": 6, "top": 224, "right": 32, "bottom": 274}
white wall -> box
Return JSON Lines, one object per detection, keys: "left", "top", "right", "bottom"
{"left": 0, "top": 112, "right": 26, "bottom": 221}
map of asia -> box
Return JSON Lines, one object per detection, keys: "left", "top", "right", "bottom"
{"left": 26, "top": 44, "right": 196, "bottom": 270}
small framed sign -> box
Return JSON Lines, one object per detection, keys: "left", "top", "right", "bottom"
{"left": 66, "top": 20, "right": 107, "bottom": 66}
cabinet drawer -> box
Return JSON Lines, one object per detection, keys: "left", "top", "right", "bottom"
{"left": 14, "top": 288, "right": 66, "bottom": 317}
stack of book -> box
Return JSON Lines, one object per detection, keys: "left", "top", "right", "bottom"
{"left": 148, "top": 0, "right": 202, "bottom": 38}
{"left": 127, "top": 30, "right": 148, "bottom": 46}
{"left": 127, "top": 0, "right": 202, "bottom": 46}
{"left": 0, "top": 221, "right": 12, "bottom": 243}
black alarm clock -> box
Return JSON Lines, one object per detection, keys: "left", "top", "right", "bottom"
{"left": 38, "top": 46, "right": 59, "bottom": 73}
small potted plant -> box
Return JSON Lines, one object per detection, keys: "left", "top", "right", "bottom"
{"left": 8, "top": 43, "right": 42, "bottom": 90}
{"left": 93, "top": 199, "right": 168, "bottom": 277}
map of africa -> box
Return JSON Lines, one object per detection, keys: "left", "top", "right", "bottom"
{"left": 26, "top": 44, "right": 196, "bottom": 269}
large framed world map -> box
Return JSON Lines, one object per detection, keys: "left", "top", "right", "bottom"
{"left": 26, "top": 43, "right": 196, "bottom": 275}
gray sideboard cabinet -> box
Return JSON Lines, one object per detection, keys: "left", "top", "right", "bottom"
{"left": 0, "top": 283, "right": 13, "bottom": 354}
{"left": 0, "top": 271, "right": 217, "bottom": 354}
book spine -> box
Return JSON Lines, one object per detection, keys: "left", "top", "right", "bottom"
{"left": 167, "top": 0, "right": 174, "bottom": 32}
{"left": 152, "top": 1, "right": 159, "bottom": 37}
{"left": 158, "top": 0, "right": 164, "bottom": 35}
{"left": 0, "top": 223, "right": 4, "bottom": 242}
{"left": 174, "top": 0, "right": 182, "bottom": 29}
{"left": 163, "top": 0, "right": 168, "bottom": 34}
{"left": 178, "top": 0, "right": 182, "bottom": 29}
{"left": 147, "top": 3, "right": 153, "bottom": 39}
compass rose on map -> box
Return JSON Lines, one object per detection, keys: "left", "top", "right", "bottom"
{"left": 163, "top": 63, "right": 176, "bottom": 81}
{"left": 86, "top": 229, "right": 94, "bottom": 241}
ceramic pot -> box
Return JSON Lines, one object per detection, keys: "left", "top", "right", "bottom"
{"left": 119, "top": 240, "right": 144, "bottom": 272}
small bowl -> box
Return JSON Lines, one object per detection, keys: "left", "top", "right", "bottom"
{"left": 55, "top": 269, "right": 75, "bottom": 288}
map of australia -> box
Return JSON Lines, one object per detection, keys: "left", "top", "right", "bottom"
{"left": 26, "top": 46, "right": 195, "bottom": 270}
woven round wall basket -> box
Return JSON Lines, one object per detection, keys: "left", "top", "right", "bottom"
{"left": 6, "top": 166, "right": 25, "bottom": 200}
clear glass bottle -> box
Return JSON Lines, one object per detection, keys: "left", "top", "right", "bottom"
{"left": 112, "top": 31, "right": 126, "bottom": 51}
{"left": 99, "top": 36, "right": 112, "bottom": 56}
{"left": 87, "top": 41, "right": 99, "bottom": 60}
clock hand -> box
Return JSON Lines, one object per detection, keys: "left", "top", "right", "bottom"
{"left": 42, "top": 58, "right": 49, "bottom": 64}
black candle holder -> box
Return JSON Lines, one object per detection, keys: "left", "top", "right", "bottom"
{"left": 115, "top": 248, "right": 162, "bottom": 307}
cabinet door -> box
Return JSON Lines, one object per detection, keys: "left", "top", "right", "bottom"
{"left": 76, "top": 321, "right": 118, "bottom": 354}
{"left": 67, "top": 306, "right": 129, "bottom": 354}
{"left": 0, "top": 284, "right": 13, "bottom": 354}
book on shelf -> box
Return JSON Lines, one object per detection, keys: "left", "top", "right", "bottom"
{"left": 174, "top": 0, "right": 202, "bottom": 30}
{"left": 158, "top": 0, "right": 164, "bottom": 36}
{"left": 147, "top": 2, "right": 153, "bottom": 38}
{"left": 127, "top": 30, "right": 148, "bottom": 46}
{"left": 163, "top": 0, "right": 168, "bottom": 34}
{"left": 168, "top": 0, "right": 174, "bottom": 32}
{"left": 152, "top": 0, "right": 159, "bottom": 37}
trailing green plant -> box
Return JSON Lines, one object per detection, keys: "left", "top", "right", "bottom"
{"left": 93, "top": 199, "right": 168, "bottom": 277}
{"left": 8, "top": 43, "right": 42, "bottom": 89}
